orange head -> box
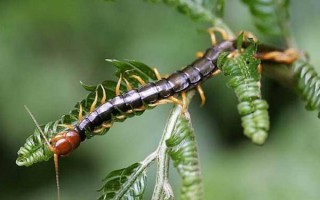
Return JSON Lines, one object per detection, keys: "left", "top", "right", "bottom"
{"left": 50, "top": 130, "right": 81, "bottom": 157}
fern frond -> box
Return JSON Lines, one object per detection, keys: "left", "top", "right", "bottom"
{"left": 294, "top": 60, "right": 320, "bottom": 117}
{"left": 166, "top": 114, "right": 203, "bottom": 199}
{"left": 98, "top": 163, "right": 147, "bottom": 200}
{"left": 217, "top": 37, "right": 270, "bottom": 144}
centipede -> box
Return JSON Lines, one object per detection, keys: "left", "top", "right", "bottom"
{"left": 18, "top": 35, "right": 300, "bottom": 200}
{"left": 38, "top": 40, "right": 237, "bottom": 157}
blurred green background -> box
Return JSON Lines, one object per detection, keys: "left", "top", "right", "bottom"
{"left": 1, "top": 0, "right": 320, "bottom": 199}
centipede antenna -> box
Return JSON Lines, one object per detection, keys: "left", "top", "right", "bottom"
{"left": 24, "top": 105, "right": 53, "bottom": 151}
{"left": 24, "top": 106, "right": 61, "bottom": 198}
{"left": 54, "top": 154, "right": 61, "bottom": 200}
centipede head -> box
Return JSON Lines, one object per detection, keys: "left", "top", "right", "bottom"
{"left": 25, "top": 106, "right": 79, "bottom": 200}
{"left": 50, "top": 130, "right": 81, "bottom": 157}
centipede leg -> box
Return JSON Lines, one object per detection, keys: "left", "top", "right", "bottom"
{"left": 181, "top": 92, "right": 187, "bottom": 112}
{"left": 116, "top": 114, "right": 126, "bottom": 120}
{"left": 78, "top": 104, "right": 83, "bottom": 122}
{"left": 130, "top": 75, "right": 146, "bottom": 85}
{"left": 102, "top": 122, "right": 113, "bottom": 128}
{"left": 93, "top": 128, "right": 103, "bottom": 134}
{"left": 100, "top": 85, "right": 107, "bottom": 104}
{"left": 149, "top": 99, "right": 179, "bottom": 107}
{"left": 115, "top": 74, "right": 123, "bottom": 96}
{"left": 93, "top": 122, "right": 113, "bottom": 134}
{"left": 227, "top": 49, "right": 240, "bottom": 59}
{"left": 168, "top": 96, "right": 183, "bottom": 106}
{"left": 196, "top": 51, "right": 204, "bottom": 58}
{"left": 207, "top": 27, "right": 230, "bottom": 45}
{"left": 196, "top": 84, "right": 206, "bottom": 107}
{"left": 123, "top": 77, "right": 133, "bottom": 91}
{"left": 153, "top": 67, "right": 170, "bottom": 79}
{"left": 90, "top": 91, "right": 98, "bottom": 113}
{"left": 208, "top": 29, "right": 218, "bottom": 46}
{"left": 133, "top": 107, "right": 146, "bottom": 112}
{"left": 256, "top": 48, "right": 299, "bottom": 64}
{"left": 210, "top": 69, "right": 222, "bottom": 77}
{"left": 126, "top": 106, "right": 146, "bottom": 114}
{"left": 54, "top": 154, "right": 61, "bottom": 200}
{"left": 153, "top": 68, "right": 162, "bottom": 80}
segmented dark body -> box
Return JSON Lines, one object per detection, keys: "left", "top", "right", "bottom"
{"left": 75, "top": 41, "right": 234, "bottom": 140}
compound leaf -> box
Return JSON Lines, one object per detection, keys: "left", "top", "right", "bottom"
{"left": 166, "top": 114, "right": 203, "bottom": 199}
{"left": 294, "top": 59, "right": 320, "bottom": 117}
{"left": 217, "top": 37, "right": 270, "bottom": 145}
{"left": 98, "top": 163, "right": 147, "bottom": 200}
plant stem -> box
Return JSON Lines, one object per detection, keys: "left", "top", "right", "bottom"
{"left": 152, "top": 91, "right": 195, "bottom": 200}
{"left": 113, "top": 151, "right": 157, "bottom": 200}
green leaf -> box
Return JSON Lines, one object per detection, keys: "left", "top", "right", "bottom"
{"left": 242, "top": 0, "right": 291, "bottom": 38}
{"left": 80, "top": 81, "right": 97, "bottom": 92}
{"left": 16, "top": 125, "right": 53, "bottom": 167}
{"left": 17, "top": 60, "right": 157, "bottom": 167}
{"left": 98, "top": 163, "right": 147, "bottom": 200}
{"left": 217, "top": 38, "right": 270, "bottom": 145}
{"left": 166, "top": 114, "right": 203, "bottom": 200}
{"left": 293, "top": 59, "right": 320, "bottom": 117}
